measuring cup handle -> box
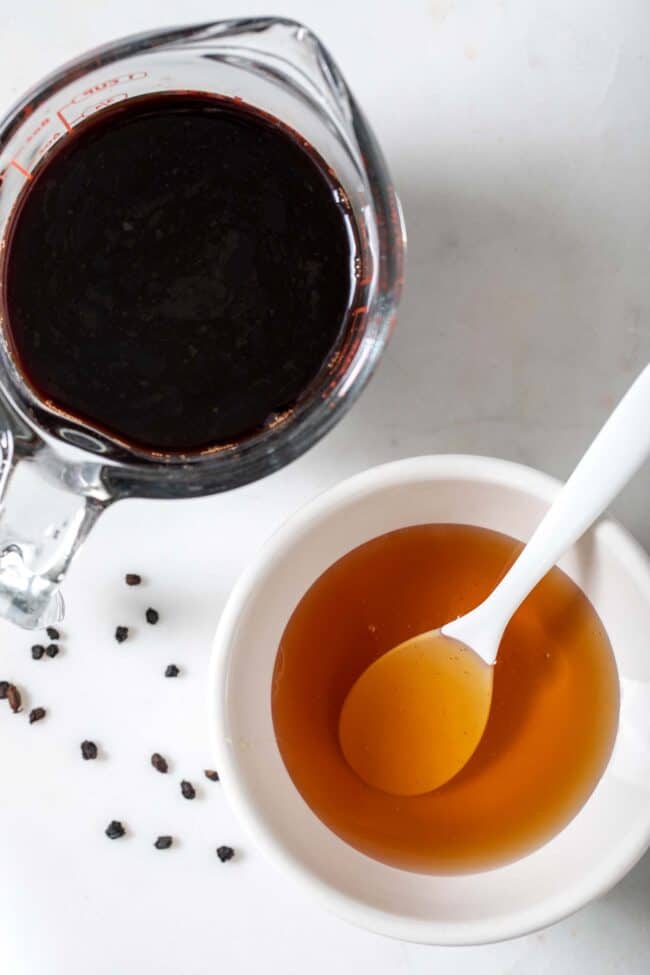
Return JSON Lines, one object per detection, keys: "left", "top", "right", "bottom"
{"left": 0, "top": 415, "right": 108, "bottom": 629}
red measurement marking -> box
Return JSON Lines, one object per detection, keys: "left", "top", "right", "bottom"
{"left": 10, "top": 115, "right": 53, "bottom": 165}
{"left": 78, "top": 78, "right": 119, "bottom": 99}
{"left": 55, "top": 70, "right": 147, "bottom": 130}
{"left": 24, "top": 116, "right": 51, "bottom": 144}
{"left": 58, "top": 91, "right": 129, "bottom": 129}
{"left": 9, "top": 159, "right": 32, "bottom": 180}
{"left": 56, "top": 110, "right": 73, "bottom": 132}
{"left": 37, "top": 130, "right": 63, "bottom": 158}
{"left": 71, "top": 71, "right": 148, "bottom": 105}
{"left": 78, "top": 92, "right": 128, "bottom": 121}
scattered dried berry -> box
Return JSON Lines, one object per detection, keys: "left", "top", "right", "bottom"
{"left": 154, "top": 836, "right": 173, "bottom": 850}
{"left": 46, "top": 626, "right": 60, "bottom": 640}
{"left": 45, "top": 643, "right": 59, "bottom": 658}
{"left": 164, "top": 664, "right": 179, "bottom": 678}
{"left": 0, "top": 680, "right": 9, "bottom": 699}
{"left": 115, "top": 626, "right": 129, "bottom": 643}
{"left": 145, "top": 608, "right": 159, "bottom": 625}
{"left": 180, "top": 780, "right": 196, "bottom": 800}
{"left": 81, "top": 740, "right": 98, "bottom": 760}
{"left": 7, "top": 684, "right": 21, "bottom": 713}
{"left": 125, "top": 573, "right": 142, "bottom": 586}
{"left": 29, "top": 707, "right": 46, "bottom": 724}
{"left": 31, "top": 644, "right": 45, "bottom": 660}
{"left": 105, "top": 820, "right": 125, "bottom": 839}
{"left": 151, "top": 752, "right": 168, "bottom": 774}
{"left": 217, "top": 845, "right": 235, "bottom": 862}
{"left": 204, "top": 769, "right": 219, "bottom": 782}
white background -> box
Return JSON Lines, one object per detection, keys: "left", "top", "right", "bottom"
{"left": 1, "top": 1, "right": 649, "bottom": 972}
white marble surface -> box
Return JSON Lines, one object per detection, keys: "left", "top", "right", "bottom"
{"left": 0, "top": 1, "right": 649, "bottom": 972}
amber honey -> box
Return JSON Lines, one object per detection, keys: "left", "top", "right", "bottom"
{"left": 271, "top": 524, "right": 619, "bottom": 873}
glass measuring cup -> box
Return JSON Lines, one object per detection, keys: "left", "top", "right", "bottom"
{"left": 0, "top": 17, "right": 405, "bottom": 629}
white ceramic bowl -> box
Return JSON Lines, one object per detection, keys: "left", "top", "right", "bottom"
{"left": 208, "top": 455, "right": 650, "bottom": 945}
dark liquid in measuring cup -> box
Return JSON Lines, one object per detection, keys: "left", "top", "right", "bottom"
{"left": 2, "top": 94, "right": 359, "bottom": 452}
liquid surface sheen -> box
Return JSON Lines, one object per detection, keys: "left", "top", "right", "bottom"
{"left": 272, "top": 524, "right": 619, "bottom": 873}
{"left": 3, "top": 95, "right": 355, "bottom": 452}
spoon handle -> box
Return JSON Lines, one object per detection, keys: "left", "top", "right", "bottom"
{"left": 443, "top": 364, "right": 650, "bottom": 664}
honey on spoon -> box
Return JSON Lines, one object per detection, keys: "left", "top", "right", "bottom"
{"left": 339, "top": 365, "right": 650, "bottom": 796}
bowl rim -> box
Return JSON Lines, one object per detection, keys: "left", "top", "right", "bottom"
{"left": 207, "top": 453, "right": 650, "bottom": 945}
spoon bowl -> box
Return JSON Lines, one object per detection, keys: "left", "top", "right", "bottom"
{"left": 339, "top": 632, "right": 492, "bottom": 795}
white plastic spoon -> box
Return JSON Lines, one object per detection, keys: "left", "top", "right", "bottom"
{"left": 339, "top": 364, "right": 650, "bottom": 796}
